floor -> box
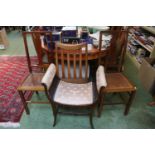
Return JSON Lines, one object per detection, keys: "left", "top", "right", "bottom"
{"left": 1, "top": 30, "right": 155, "bottom": 129}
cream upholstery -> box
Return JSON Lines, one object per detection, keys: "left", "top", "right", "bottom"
{"left": 54, "top": 80, "right": 93, "bottom": 106}
{"left": 41, "top": 63, "right": 56, "bottom": 90}
{"left": 96, "top": 65, "right": 107, "bottom": 92}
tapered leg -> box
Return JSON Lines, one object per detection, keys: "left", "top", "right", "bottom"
{"left": 98, "top": 94, "right": 105, "bottom": 117}
{"left": 89, "top": 110, "right": 94, "bottom": 129}
{"left": 53, "top": 106, "right": 58, "bottom": 127}
{"left": 53, "top": 113, "right": 57, "bottom": 127}
{"left": 124, "top": 90, "right": 136, "bottom": 115}
{"left": 18, "top": 90, "right": 30, "bottom": 114}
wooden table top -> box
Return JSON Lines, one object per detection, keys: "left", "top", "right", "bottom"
{"left": 41, "top": 41, "right": 107, "bottom": 60}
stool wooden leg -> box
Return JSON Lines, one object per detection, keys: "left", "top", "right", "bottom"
{"left": 18, "top": 91, "right": 30, "bottom": 115}
{"left": 124, "top": 90, "right": 136, "bottom": 115}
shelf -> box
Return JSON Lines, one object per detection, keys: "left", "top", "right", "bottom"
{"left": 141, "top": 26, "right": 155, "bottom": 35}
{"left": 129, "top": 33, "right": 153, "bottom": 53}
{"left": 127, "top": 27, "right": 155, "bottom": 70}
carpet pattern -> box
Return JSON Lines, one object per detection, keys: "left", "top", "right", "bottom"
{"left": 0, "top": 56, "right": 38, "bottom": 122}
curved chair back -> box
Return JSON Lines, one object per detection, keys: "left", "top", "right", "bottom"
{"left": 55, "top": 43, "right": 89, "bottom": 83}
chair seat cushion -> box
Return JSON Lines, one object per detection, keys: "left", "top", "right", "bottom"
{"left": 54, "top": 80, "right": 94, "bottom": 106}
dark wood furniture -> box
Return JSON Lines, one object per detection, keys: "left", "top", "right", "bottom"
{"left": 110, "top": 26, "right": 124, "bottom": 30}
{"left": 18, "top": 31, "right": 54, "bottom": 114}
{"left": 22, "top": 31, "right": 53, "bottom": 72}
{"left": 41, "top": 43, "right": 107, "bottom": 128}
{"left": 42, "top": 41, "right": 107, "bottom": 61}
{"left": 17, "top": 73, "right": 45, "bottom": 114}
{"left": 98, "top": 72, "right": 136, "bottom": 117}
{"left": 99, "top": 30, "right": 128, "bottom": 72}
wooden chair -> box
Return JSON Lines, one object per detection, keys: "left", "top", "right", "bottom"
{"left": 98, "top": 30, "right": 136, "bottom": 117}
{"left": 41, "top": 43, "right": 107, "bottom": 128}
{"left": 97, "top": 72, "right": 136, "bottom": 117}
{"left": 17, "top": 31, "right": 53, "bottom": 114}
{"left": 22, "top": 31, "right": 53, "bottom": 72}
{"left": 98, "top": 30, "right": 128, "bottom": 72}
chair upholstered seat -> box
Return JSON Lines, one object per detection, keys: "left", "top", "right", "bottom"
{"left": 54, "top": 80, "right": 94, "bottom": 106}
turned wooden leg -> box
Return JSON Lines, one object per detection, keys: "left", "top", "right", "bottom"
{"left": 18, "top": 90, "right": 30, "bottom": 114}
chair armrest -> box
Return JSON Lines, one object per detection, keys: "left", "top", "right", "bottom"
{"left": 96, "top": 65, "right": 107, "bottom": 92}
{"left": 41, "top": 63, "right": 56, "bottom": 90}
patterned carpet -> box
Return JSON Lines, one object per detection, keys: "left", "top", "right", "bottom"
{"left": 0, "top": 56, "right": 38, "bottom": 123}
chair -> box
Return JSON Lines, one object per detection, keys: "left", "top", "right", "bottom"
{"left": 98, "top": 30, "right": 128, "bottom": 72}
{"left": 18, "top": 32, "right": 53, "bottom": 114}
{"left": 41, "top": 43, "right": 107, "bottom": 128}
{"left": 97, "top": 30, "right": 137, "bottom": 117}
{"left": 97, "top": 72, "right": 136, "bottom": 117}
{"left": 22, "top": 31, "right": 53, "bottom": 72}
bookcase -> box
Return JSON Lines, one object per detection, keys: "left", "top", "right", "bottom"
{"left": 0, "top": 28, "right": 9, "bottom": 49}
{"left": 127, "top": 26, "right": 155, "bottom": 69}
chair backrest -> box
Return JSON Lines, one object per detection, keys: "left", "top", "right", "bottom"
{"left": 55, "top": 42, "right": 89, "bottom": 83}
{"left": 99, "top": 30, "right": 128, "bottom": 72}
{"left": 22, "top": 31, "right": 52, "bottom": 72}
{"left": 110, "top": 26, "right": 124, "bottom": 30}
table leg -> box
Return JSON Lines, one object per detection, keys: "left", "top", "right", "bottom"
{"left": 124, "top": 90, "right": 136, "bottom": 115}
{"left": 18, "top": 90, "right": 30, "bottom": 115}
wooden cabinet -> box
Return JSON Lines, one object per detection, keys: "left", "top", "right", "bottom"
{"left": 0, "top": 28, "right": 9, "bottom": 49}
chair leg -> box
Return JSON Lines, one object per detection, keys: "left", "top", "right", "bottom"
{"left": 18, "top": 90, "right": 30, "bottom": 115}
{"left": 89, "top": 110, "right": 94, "bottom": 129}
{"left": 53, "top": 106, "right": 58, "bottom": 127}
{"left": 53, "top": 113, "right": 57, "bottom": 127}
{"left": 98, "top": 94, "right": 105, "bottom": 117}
{"left": 124, "top": 90, "right": 136, "bottom": 115}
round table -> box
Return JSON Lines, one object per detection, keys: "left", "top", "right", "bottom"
{"left": 42, "top": 42, "right": 107, "bottom": 61}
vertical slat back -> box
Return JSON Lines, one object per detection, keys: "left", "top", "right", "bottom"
{"left": 67, "top": 52, "right": 71, "bottom": 79}
{"left": 31, "top": 32, "right": 43, "bottom": 66}
{"left": 55, "top": 45, "right": 59, "bottom": 77}
{"left": 118, "top": 30, "right": 128, "bottom": 71}
{"left": 23, "top": 31, "right": 53, "bottom": 71}
{"left": 79, "top": 50, "right": 82, "bottom": 79}
{"left": 61, "top": 49, "right": 65, "bottom": 78}
{"left": 99, "top": 30, "right": 128, "bottom": 71}
{"left": 85, "top": 44, "right": 88, "bottom": 79}
{"left": 73, "top": 53, "right": 77, "bottom": 79}
{"left": 22, "top": 32, "right": 32, "bottom": 73}
{"left": 55, "top": 43, "right": 88, "bottom": 83}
